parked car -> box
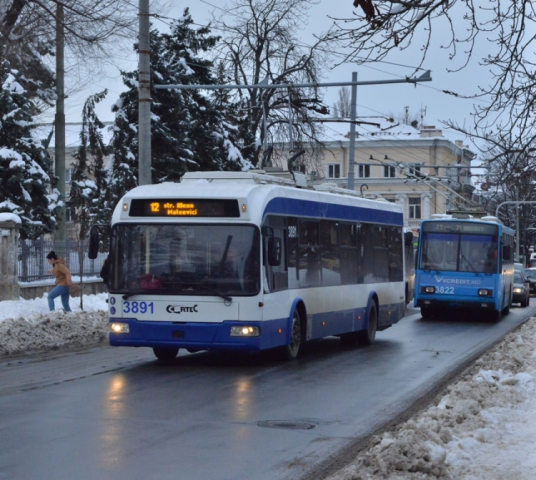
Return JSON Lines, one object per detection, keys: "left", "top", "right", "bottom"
{"left": 523, "top": 267, "right": 536, "bottom": 295}
{"left": 512, "top": 271, "right": 530, "bottom": 307}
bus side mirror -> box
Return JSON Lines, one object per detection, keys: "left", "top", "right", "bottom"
{"left": 88, "top": 226, "right": 100, "bottom": 259}
{"left": 404, "top": 231, "right": 413, "bottom": 246}
{"left": 268, "top": 237, "right": 282, "bottom": 266}
{"left": 502, "top": 245, "right": 511, "bottom": 261}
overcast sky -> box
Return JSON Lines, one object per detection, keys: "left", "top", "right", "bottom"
{"left": 64, "top": 0, "right": 494, "bottom": 151}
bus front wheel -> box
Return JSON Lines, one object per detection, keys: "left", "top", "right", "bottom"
{"left": 421, "top": 307, "right": 434, "bottom": 319}
{"left": 153, "top": 347, "right": 179, "bottom": 361}
{"left": 490, "top": 309, "right": 502, "bottom": 323}
{"left": 282, "top": 310, "right": 302, "bottom": 360}
{"left": 357, "top": 303, "right": 377, "bottom": 346}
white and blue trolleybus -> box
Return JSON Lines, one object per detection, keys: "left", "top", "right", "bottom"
{"left": 414, "top": 215, "right": 515, "bottom": 321}
{"left": 90, "top": 171, "right": 408, "bottom": 360}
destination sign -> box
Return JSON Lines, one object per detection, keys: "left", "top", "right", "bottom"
{"left": 422, "top": 221, "right": 498, "bottom": 236}
{"left": 129, "top": 199, "right": 240, "bottom": 217}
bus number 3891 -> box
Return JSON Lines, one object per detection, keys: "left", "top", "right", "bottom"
{"left": 123, "top": 301, "right": 154, "bottom": 314}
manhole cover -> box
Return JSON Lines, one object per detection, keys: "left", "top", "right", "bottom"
{"left": 257, "top": 420, "right": 316, "bottom": 430}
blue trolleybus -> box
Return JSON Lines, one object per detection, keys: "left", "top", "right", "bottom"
{"left": 89, "top": 171, "right": 408, "bottom": 360}
{"left": 414, "top": 215, "right": 515, "bottom": 321}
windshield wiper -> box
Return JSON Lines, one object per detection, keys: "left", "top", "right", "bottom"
{"left": 461, "top": 254, "right": 480, "bottom": 275}
{"left": 121, "top": 289, "right": 162, "bottom": 300}
{"left": 187, "top": 282, "right": 233, "bottom": 303}
{"left": 423, "top": 263, "right": 440, "bottom": 274}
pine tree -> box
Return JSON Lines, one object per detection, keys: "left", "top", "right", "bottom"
{"left": 109, "top": 9, "right": 247, "bottom": 206}
{"left": 0, "top": 55, "right": 57, "bottom": 239}
{"left": 68, "top": 90, "right": 110, "bottom": 239}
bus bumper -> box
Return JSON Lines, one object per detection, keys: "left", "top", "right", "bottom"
{"left": 108, "top": 318, "right": 289, "bottom": 352}
{"left": 416, "top": 298, "right": 496, "bottom": 311}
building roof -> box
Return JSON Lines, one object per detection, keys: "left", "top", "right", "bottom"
{"left": 317, "top": 116, "right": 423, "bottom": 143}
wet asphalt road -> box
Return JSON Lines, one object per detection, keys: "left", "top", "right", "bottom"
{"left": 0, "top": 302, "right": 534, "bottom": 480}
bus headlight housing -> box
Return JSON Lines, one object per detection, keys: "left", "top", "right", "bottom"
{"left": 110, "top": 322, "right": 130, "bottom": 334}
{"left": 478, "top": 289, "right": 493, "bottom": 297}
{"left": 421, "top": 286, "right": 435, "bottom": 293}
{"left": 230, "top": 326, "right": 260, "bottom": 337}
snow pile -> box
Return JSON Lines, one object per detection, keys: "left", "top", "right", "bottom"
{"left": 0, "top": 293, "right": 109, "bottom": 356}
{"left": 328, "top": 318, "right": 536, "bottom": 480}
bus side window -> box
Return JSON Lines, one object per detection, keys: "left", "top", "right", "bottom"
{"left": 298, "top": 220, "right": 321, "bottom": 287}
{"left": 340, "top": 223, "right": 358, "bottom": 285}
{"left": 373, "top": 226, "right": 390, "bottom": 283}
{"left": 287, "top": 217, "right": 299, "bottom": 289}
{"left": 388, "top": 227, "right": 403, "bottom": 282}
{"left": 263, "top": 215, "right": 288, "bottom": 292}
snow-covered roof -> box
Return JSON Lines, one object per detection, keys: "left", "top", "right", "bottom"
{"left": 318, "top": 116, "right": 423, "bottom": 143}
{"left": 0, "top": 213, "right": 22, "bottom": 224}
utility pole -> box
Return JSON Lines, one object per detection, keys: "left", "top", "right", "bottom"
{"left": 138, "top": 0, "right": 152, "bottom": 185}
{"left": 348, "top": 72, "right": 357, "bottom": 191}
{"left": 516, "top": 191, "right": 520, "bottom": 262}
{"left": 55, "top": 3, "right": 66, "bottom": 248}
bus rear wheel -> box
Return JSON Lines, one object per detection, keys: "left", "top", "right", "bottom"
{"left": 282, "top": 310, "right": 302, "bottom": 360}
{"left": 356, "top": 303, "right": 377, "bottom": 346}
{"left": 153, "top": 347, "right": 179, "bottom": 361}
{"left": 421, "top": 307, "right": 435, "bottom": 319}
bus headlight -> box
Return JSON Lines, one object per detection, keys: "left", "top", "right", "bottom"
{"left": 110, "top": 322, "right": 130, "bottom": 334}
{"left": 421, "top": 286, "right": 435, "bottom": 293}
{"left": 230, "top": 326, "right": 260, "bottom": 337}
{"left": 478, "top": 289, "right": 493, "bottom": 297}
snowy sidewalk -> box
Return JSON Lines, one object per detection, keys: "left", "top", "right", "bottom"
{"left": 326, "top": 317, "right": 536, "bottom": 480}
{"left": 0, "top": 293, "right": 109, "bottom": 356}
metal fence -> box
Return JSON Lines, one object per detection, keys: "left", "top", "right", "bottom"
{"left": 18, "top": 238, "right": 107, "bottom": 283}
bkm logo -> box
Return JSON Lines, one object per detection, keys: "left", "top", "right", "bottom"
{"left": 166, "top": 304, "right": 198, "bottom": 314}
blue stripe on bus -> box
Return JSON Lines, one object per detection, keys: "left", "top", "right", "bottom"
{"left": 263, "top": 197, "right": 403, "bottom": 225}
{"left": 109, "top": 302, "right": 405, "bottom": 352}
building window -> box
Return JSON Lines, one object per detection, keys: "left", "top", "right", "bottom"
{"left": 327, "top": 164, "right": 341, "bottom": 178}
{"left": 409, "top": 197, "right": 421, "bottom": 219}
{"left": 65, "top": 168, "right": 73, "bottom": 184}
{"left": 358, "top": 164, "right": 370, "bottom": 178}
{"left": 407, "top": 163, "right": 422, "bottom": 177}
{"left": 384, "top": 165, "right": 396, "bottom": 178}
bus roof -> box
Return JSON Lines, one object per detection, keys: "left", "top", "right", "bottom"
{"left": 112, "top": 171, "right": 404, "bottom": 226}
{"left": 422, "top": 216, "right": 514, "bottom": 235}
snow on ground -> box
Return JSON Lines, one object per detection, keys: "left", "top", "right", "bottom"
{"left": 328, "top": 317, "right": 536, "bottom": 480}
{"left": 0, "top": 294, "right": 535, "bottom": 479}
{"left": 0, "top": 292, "right": 109, "bottom": 356}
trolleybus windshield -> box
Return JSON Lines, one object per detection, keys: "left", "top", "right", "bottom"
{"left": 420, "top": 223, "right": 499, "bottom": 274}
{"left": 109, "top": 224, "right": 260, "bottom": 295}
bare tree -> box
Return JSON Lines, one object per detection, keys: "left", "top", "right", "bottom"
{"left": 1, "top": 0, "right": 168, "bottom": 110}
{"left": 479, "top": 137, "right": 536, "bottom": 261}
{"left": 211, "top": 0, "right": 330, "bottom": 168}
{"left": 332, "top": 86, "right": 351, "bottom": 118}
{"left": 325, "top": 1, "right": 536, "bottom": 160}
